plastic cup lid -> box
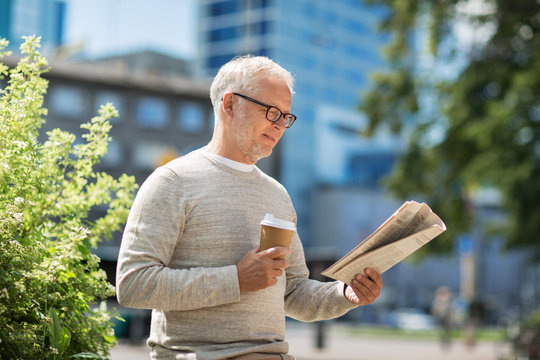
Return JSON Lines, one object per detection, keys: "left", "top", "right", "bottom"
{"left": 260, "top": 213, "right": 296, "bottom": 231}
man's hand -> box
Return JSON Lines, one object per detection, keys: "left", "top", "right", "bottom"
{"left": 344, "top": 267, "right": 383, "bottom": 306}
{"left": 236, "top": 246, "right": 290, "bottom": 292}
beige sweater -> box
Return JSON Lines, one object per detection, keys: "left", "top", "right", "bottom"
{"left": 116, "top": 149, "right": 356, "bottom": 360}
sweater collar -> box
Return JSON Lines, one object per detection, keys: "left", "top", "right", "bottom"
{"left": 201, "top": 148, "right": 256, "bottom": 173}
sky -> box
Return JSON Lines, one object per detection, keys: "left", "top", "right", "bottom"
{"left": 64, "top": 0, "right": 197, "bottom": 60}
{"left": 63, "top": 0, "right": 491, "bottom": 63}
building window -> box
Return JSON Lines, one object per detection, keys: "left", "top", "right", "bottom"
{"left": 343, "top": 69, "right": 365, "bottom": 86}
{"left": 182, "top": 143, "right": 205, "bottom": 156}
{"left": 135, "top": 97, "right": 169, "bottom": 128}
{"left": 302, "top": 2, "right": 316, "bottom": 17}
{"left": 348, "top": 153, "right": 396, "bottom": 187}
{"left": 209, "top": 110, "right": 215, "bottom": 131}
{"left": 53, "top": 1, "right": 66, "bottom": 47}
{"left": 300, "top": 55, "right": 316, "bottom": 69}
{"left": 249, "top": 21, "right": 272, "bottom": 36}
{"left": 94, "top": 91, "right": 123, "bottom": 122}
{"left": 345, "top": 19, "right": 369, "bottom": 35}
{"left": 254, "top": 48, "right": 269, "bottom": 57}
{"left": 177, "top": 102, "right": 205, "bottom": 133}
{"left": 11, "top": 0, "right": 40, "bottom": 41}
{"left": 207, "top": 0, "right": 241, "bottom": 16}
{"left": 208, "top": 26, "right": 240, "bottom": 42}
{"left": 207, "top": 54, "right": 236, "bottom": 69}
{"left": 342, "top": 92, "right": 359, "bottom": 108}
{"left": 295, "top": 81, "right": 315, "bottom": 97}
{"left": 344, "top": 44, "right": 373, "bottom": 59}
{"left": 252, "top": 0, "right": 272, "bottom": 9}
{"left": 132, "top": 142, "right": 179, "bottom": 170}
{"left": 323, "top": 88, "right": 337, "bottom": 103}
{"left": 102, "top": 139, "right": 123, "bottom": 166}
{"left": 49, "top": 85, "right": 86, "bottom": 118}
{"left": 323, "top": 11, "right": 338, "bottom": 25}
{"left": 323, "top": 63, "right": 337, "bottom": 77}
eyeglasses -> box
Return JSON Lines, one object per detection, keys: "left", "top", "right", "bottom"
{"left": 233, "top": 92, "right": 297, "bottom": 128}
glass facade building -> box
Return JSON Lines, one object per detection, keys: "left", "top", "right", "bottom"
{"left": 0, "top": 0, "right": 66, "bottom": 52}
{"left": 196, "top": 0, "right": 400, "bottom": 244}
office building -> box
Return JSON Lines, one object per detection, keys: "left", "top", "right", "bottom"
{"left": 196, "top": 0, "right": 398, "bottom": 248}
{"left": 194, "top": 0, "right": 540, "bottom": 320}
{"left": 0, "top": 0, "right": 66, "bottom": 53}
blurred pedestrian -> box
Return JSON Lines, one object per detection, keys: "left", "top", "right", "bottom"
{"left": 464, "top": 298, "right": 485, "bottom": 349}
{"left": 432, "top": 286, "right": 453, "bottom": 349}
{"left": 116, "top": 55, "right": 383, "bottom": 360}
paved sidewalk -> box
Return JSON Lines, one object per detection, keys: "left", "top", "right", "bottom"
{"left": 287, "top": 323, "right": 499, "bottom": 360}
{"left": 110, "top": 322, "right": 501, "bottom": 360}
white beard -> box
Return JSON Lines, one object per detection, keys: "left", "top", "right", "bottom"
{"left": 231, "top": 108, "right": 272, "bottom": 163}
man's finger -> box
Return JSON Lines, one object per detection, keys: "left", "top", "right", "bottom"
{"left": 271, "top": 258, "right": 289, "bottom": 270}
{"left": 365, "top": 268, "right": 383, "bottom": 288}
{"left": 271, "top": 268, "right": 284, "bottom": 278}
{"left": 262, "top": 246, "right": 291, "bottom": 259}
{"left": 353, "top": 275, "right": 379, "bottom": 298}
{"left": 350, "top": 285, "right": 370, "bottom": 304}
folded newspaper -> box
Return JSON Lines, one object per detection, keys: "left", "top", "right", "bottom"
{"left": 321, "top": 201, "right": 446, "bottom": 285}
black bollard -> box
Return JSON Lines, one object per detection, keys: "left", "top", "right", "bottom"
{"left": 316, "top": 321, "right": 326, "bottom": 349}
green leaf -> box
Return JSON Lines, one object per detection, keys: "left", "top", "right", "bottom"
{"left": 58, "top": 326, "right": 71, "bottom": 357}
{"left": 47, "top": 307, "right": 71, "bottom": 358}
{"left": 0, "top": 35, "right": 137, "bottom": 358}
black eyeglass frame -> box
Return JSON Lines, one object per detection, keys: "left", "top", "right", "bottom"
{"left": 233, "top": 92, "right": 297, "bottom": 128}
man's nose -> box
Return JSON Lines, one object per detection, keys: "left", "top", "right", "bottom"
{"left": 273, "top": 115, "right": 287, "bottom": 130}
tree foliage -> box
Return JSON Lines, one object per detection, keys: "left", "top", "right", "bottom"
{"left": 0, "top": 36, "right": 137, "bottom": 359}
{"left": 361, "top": 0, "right": 540, "bottom": 257}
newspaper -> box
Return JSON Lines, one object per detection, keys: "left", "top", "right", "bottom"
{"left": 321, "top": 201, "right": 446, "bottom": 286}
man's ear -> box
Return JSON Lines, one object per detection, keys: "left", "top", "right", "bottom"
{"left": 221, "top": 92, "right": 234, "bottom": 120}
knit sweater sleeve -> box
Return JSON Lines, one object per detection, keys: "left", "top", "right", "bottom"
{"left": 115, "top": 167, "right": 240, "bottom": 311}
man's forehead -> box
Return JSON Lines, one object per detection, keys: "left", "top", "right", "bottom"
{"left": 252, "top": 75, "right": 291, "bottom": 105}
{"left": 254, "top": 74, "right": 289, "bottom": 90}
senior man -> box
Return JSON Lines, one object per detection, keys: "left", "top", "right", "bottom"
{"left": 116, "top": 55, "right": 383, "bottom": 360}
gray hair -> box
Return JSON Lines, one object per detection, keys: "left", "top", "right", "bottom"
{"left": 209, "top": 55, "right": 295, "bottom": 122}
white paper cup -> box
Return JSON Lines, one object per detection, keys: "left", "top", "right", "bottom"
{"left": 258, "top": 214, "right": 296, "bottom": 260}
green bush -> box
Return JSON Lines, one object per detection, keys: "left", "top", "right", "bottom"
{"left": 0, "top": 36, "right": 137, "bottom": 359}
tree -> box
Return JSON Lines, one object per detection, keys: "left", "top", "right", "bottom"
{"left": 0, "top": 36, "right": 137, "bottom": 359}
{"left": 361, "top": 0, "right": 540, "bottom": 257}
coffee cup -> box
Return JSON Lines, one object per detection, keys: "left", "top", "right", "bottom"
{"left": 258, "top": 213, "right": 296, "bottom": 259}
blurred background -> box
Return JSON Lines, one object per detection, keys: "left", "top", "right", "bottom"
{"left": 2, "top": 0, "right": 540, "bottom": 359}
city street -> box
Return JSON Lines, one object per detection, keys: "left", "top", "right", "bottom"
{"left": 111, "top": 322, "right": 501, "bottom": 360}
